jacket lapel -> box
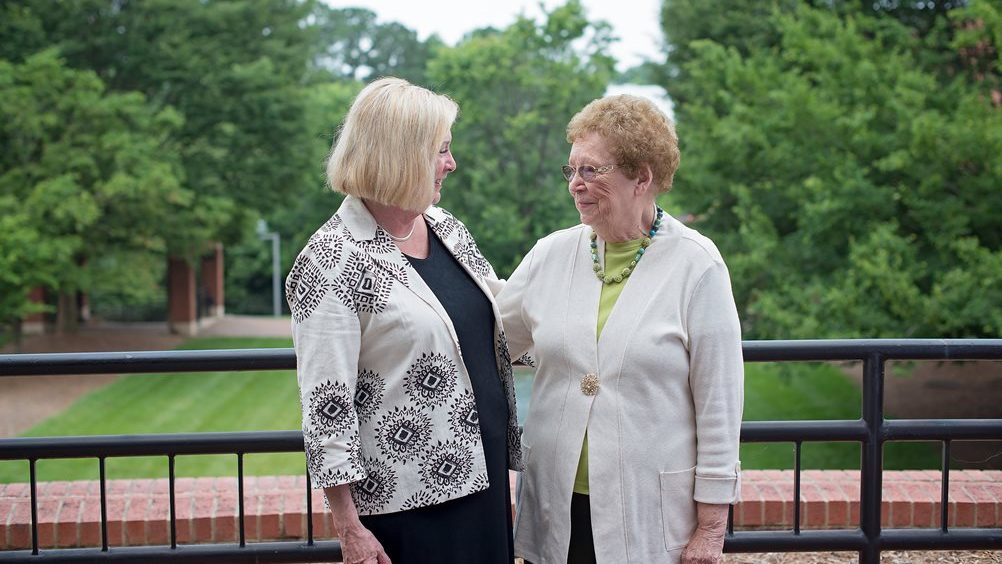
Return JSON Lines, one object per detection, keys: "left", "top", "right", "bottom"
{"left": 337, "top": 196, "right": 461, "bottom": 344}
{"left": 566, "top": 228, "right": 601, "bottom": 363}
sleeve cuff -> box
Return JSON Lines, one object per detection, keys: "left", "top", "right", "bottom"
{"left": 310, "top": 463, "right": 366, "bottom": 490}
{"left": 693, "top": 463, "right": 741, "bottom": 504}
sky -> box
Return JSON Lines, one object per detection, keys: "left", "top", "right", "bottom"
{"left": 322, "top": 0, "right": 665, "bottom": 72}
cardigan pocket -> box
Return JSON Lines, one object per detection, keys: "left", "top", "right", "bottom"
{"left": 659, "top": 466, "right": 697, "bottom": 551}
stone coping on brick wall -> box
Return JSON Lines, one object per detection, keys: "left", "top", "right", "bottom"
{"left": 2, "top": 470, "right": 1000, "bottom": 550}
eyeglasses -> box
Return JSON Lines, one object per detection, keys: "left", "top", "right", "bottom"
{"left": 561, "top": 164, "right": 617, "bottom": 182}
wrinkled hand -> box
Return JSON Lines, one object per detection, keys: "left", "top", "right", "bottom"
{"left": 680, "top": 524, "right": 724, "bottom": 564}
{"left": 681, "top": 502, "right": 728, "bottom": 564}
{"left": 341, "top": 525, "right": 391, "bottom": 564}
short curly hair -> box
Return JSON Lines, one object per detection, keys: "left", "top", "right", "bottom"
{"left": 566, "top": 95, "right": 680, "bottom": 193}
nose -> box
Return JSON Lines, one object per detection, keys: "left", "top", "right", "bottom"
{"left": 445, "top": 153, "right": 457, "bottom": 173}
{"left": 568, "top": 175, "right": 585, "bottom": 195}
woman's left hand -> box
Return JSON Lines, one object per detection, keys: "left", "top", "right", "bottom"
{"left": 680, "top": 502, "right": 728, "bottom": 564}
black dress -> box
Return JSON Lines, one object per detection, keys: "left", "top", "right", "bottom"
{"left": 359, "top": 227, "right": 514, "bottom": 564}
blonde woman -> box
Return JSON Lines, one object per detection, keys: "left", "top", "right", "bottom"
{"left": 498, "top": 95, "right": 743, "bottom": 564}
{"left": 287, "top": 77, "right": 522, "bottom": 564}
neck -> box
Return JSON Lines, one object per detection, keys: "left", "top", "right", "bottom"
{"left": 593, "top": 204, "right": 656, "bottom": 243}
{"left": 363, "top": 199, "right": 422, "bottom": 239}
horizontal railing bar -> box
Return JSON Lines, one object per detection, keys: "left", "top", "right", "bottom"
{"left": 883, "top": 419, "right": 1002, "bottom": 441}
{"left": 726, "top": 528, "right": 1002, "bottom": 552}
{"left": 0, "top": 431, "right": 303, "bottom": 460}
{"left": 725, "top": 529, "right": 867, "bottom": 552}
{"left": 0, "top": 349, "right": 295, "bottom": 377}
{"left": 2, "top": 339, "right": 1001, "bottom": 378}
{"left": 742, "top": 339, "right": 1002, "bottom": 362}
{"left": 7, "top": 419, "right": 1000, "bottom": 461}
{"left": 741, "top": 420, "right": 867, "bottom": 442}
{"left": 880, "top": 528, "right": 1002, "bottom": 550}
{"left": 0, "top": 540, "right": 343, "bottom": 563}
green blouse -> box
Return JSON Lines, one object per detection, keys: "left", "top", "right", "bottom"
{"left": 573, "top": 237, "right": 644, "bottom": 495}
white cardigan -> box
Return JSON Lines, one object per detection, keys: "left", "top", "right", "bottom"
{"left": 286, "top": 196, "right": 523, "bottom": 515}
{"left": 497, "top": 215, "right": 743, "bottom": 564}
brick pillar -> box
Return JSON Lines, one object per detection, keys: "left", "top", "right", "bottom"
{"left": 22, "top": 287, "right": 47, "bottom": 335}
{"left": 200, "top": 243, "right": 225, "bottom": 318}
{"left": 167, "top": 257, "right": 198, "bottom": 336}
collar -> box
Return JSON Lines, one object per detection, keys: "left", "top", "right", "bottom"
{"left": 339, "top": 195, "right": 448, "bottom": 242}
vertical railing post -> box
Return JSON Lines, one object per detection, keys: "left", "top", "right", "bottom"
{"left": 99, "top": 457, "right": 108, "bottom": 552}
{"left": 306, "top": 466, "right": 315, "bottom": 545}
{"left": 169, "top": 455, "right": 177, "bottom": 549}
{"left": 940, "top": 440, "right": 951, "bottom": 532}
{"left": 29, "top": 459, "right": 38, "bottom": 556}
{"left": 793, "top": 441, "right": 803, "bottom": 535}
{"left": 859, "top": 352, "right": 885, "bottom": 563}
{"left": 237, "top": 453, "right": 246, "bottom": 547}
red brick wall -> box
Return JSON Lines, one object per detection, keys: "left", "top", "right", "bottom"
{"left": 735, "top": 469, "right": 1002, "bottom": 530}
{"left": 2, "top": 471, "right": 1001, "bottom": 550}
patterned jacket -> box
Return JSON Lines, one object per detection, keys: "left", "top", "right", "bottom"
{"left": 285, "top": 195, "right": 523, "bottom": 515}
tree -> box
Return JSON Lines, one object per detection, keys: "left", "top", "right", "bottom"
{"left": 658, "top": 0, "right": 972, "bottom": 104}
{"left": 224, "top": 80, "right": 362, "bottom": 314}
{"left": 658, "top": 0, "right": 796, "bottom": 103}
{"left": 308, "top": 5, "right": 442, "bottom": 85}
{"left": 0, "top": 50, "right": 190, "bottom": 332}
{"left": 0, "top": 3, "right": 46, "bottom": 62}
{"left": 5, "top": 0, "right": 318, "bottom": 251}
{"left": 428, "top": 0, "right": 616, "bottom": 274}
{"left": 0, "top": 199, "right": 66, "bottom": 343}
{"left": 0, "top": 0, "right": 323, "bottom": 325}
{"left": 659, "top": 1, "right": 1002, "bottom": 338}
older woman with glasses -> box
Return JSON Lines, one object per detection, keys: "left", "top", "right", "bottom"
{"left": 498, "top": 94, "right": 744, "bottom": 564}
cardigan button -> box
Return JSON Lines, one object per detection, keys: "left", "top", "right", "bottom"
{"left": 580, "top": 373, "right": 599, "bottom": 396}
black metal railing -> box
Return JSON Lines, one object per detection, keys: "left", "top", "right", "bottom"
{"left": 1, "top": 339, "right": 1001, "bottom": 563}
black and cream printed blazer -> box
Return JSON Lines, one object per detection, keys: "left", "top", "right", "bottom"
{"left": 285, "top": 195, "right": 524, "bottom": 515}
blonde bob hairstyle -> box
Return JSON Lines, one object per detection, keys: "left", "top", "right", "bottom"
{"left": 326, "top": 77, "right": 458, "bottom": 212}
{"left": 566, "top": 94, "right": 680, "bottom": 194}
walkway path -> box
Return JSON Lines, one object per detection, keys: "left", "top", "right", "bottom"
{"left": 196, "top": 314, "right": 291, "bottom": 338}
{"left": 0, "top": 315, "right": 291, "bottom": 437}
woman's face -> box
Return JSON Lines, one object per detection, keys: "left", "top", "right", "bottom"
{"left": 432, "top": 131, "right": 456, "bottom": 205}
{"left": 566, "top": 132, "right": 637, "bottom": 233}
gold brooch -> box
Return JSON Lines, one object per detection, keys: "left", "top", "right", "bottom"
{"left": 580, "top": 373, "right": 600, "bottom": 396}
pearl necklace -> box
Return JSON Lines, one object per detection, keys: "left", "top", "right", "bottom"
{"left": 590, "top": 207, "right": 664, "bottom": 284}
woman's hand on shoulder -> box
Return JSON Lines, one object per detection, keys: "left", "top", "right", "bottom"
{"left": 340, "top": 524, "right": 391, "bottom": 564}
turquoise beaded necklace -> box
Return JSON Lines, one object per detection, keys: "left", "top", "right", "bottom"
{"left": 590, "top": 206, "right": 664, "bottom": 284}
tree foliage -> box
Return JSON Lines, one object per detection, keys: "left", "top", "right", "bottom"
{"left": 6, "top": 0, "right": 996, "bottom": 342}
{"left": 0, "top": 49, "right": 188, "bottom": 327}
{"left": 0, "top": 0, "right": 318, "bottom": 329}
{"left": 660, "top": 1, "right": 1002, "bottom": 338}
{"left": 309, "top": 5, "right": 442, "bottom": 85}
{"left": 2, "top": 0, "right": 317, "bottom": 251}
{"left": 428, "top": 0, "right": 616, "bottom": 274}
{"left": 225, "top": 80, "right": 361, "bottom": 315}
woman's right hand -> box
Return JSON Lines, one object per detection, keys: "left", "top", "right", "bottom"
{"left": 325, "top": 484, "right": 392, "bottom": 564}
{"left": 340, "top": 524, "right": 391, "bottom": 564}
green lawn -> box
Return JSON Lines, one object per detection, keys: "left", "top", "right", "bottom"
{"left": 739, "top": 362, "right": 938, "bottom": 470}
{"left": 0, "top": 337, "right": 303, "bottom": 483}
{"left": 0, "top": 339, "right": 940, "bottom": 483}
